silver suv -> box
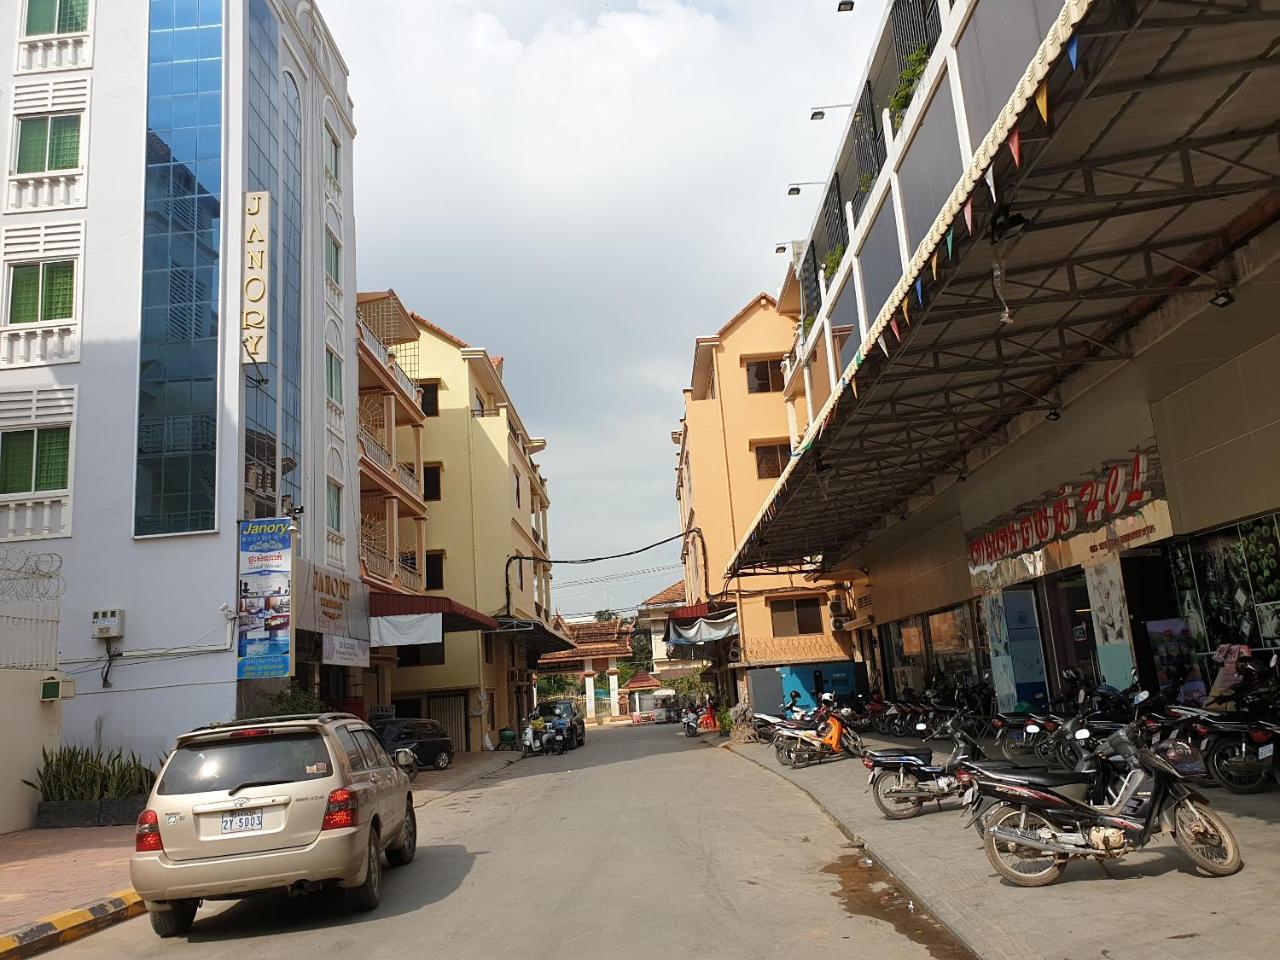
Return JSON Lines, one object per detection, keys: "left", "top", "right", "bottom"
{"left": 131, "top": 713, "right": 417, "bottom": 937}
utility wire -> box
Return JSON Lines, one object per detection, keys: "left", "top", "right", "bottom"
{"left": 553, "top": 562, "right": 682, "bottom": 589}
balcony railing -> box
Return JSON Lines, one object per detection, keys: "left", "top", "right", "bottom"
{"left": 7, "top": 170, "right": 84, "bottom": 211}
{"left": 360, "top": 538, "right": 393, "bottom": 582}
{"left": 359, "top": 426, "right": 392, "bottom": 471}
{"left": 1, "top": 321, "right": 79, "bottom": 368}
{"left": 397, "top": 557, "right": 422, "bottom": 593}
{"left": 325, "top": 275, "right": 343, "bottom": 313}
{"left": 396, "top": 461, "right": 418, "bottom": 493}
{"left": 359, "top": 319, "right": 419, "bottom": 407}
{"left": 0, "top": 492, "right": 71, "bottom": 541}
{"left": 325, "top": 397, "right": 345, "bottom": 437}
{"left": 18, "top": 32, "right": 91, "bottom": 72}
{"left": 387, "top": 354, "right": 418, "bottom": 403}
{"left": 326, "top": 530, "right": 346, "bottom": 570}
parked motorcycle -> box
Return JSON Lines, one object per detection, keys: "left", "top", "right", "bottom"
{"left": 966, "top": 693, "right": 1242, "bottom": 887}
{"left": 521, "top": 714, "right": 555, "bottom": 757}
{"left": 784, "top": 702, "right": 863, "bottom": 768}
{"left": 683, "top": 706, "right": 702, "bottom": 738}
{"left": 1191, "top": 654, "right": 1280, "bottom": 793}
{"left": 863, "top": 712, "right": 990, "bottom": 819}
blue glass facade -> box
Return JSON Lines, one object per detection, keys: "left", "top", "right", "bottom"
{"left": 135, "top": 0, "right": 224, "bottom": 536}
{"left": 280, "top": 74, "right": 304, "bottom": 510}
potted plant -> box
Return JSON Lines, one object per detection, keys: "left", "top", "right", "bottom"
{"left": 717, "top": 708, "right": 732, "bottom": 739}
{"left": 98, "top": 750, "right": 156, "bottom": 826}
{"left": 25, "top": 746, "right": 156, "bottom": 828}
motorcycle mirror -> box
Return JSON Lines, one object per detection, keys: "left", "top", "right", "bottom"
{"left": 1025, "top": 723, "right": 1041, "bottom": 734}
{"left": 1074, "top": 728, "right": 1092, "bottom": 741}
{"left": 915, "top": 722, "right": 927, "bottom": 731}
{"left": 1133, "top": 690, "right": 1150, "bottom": 705}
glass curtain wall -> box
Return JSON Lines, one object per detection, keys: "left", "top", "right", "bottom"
{"left": 135, "top": 0, "right": 223, "bottom": 536}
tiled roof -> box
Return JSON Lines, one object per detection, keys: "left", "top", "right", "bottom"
{"left": 716, "top": 292, "right": 778, "bottom": 338}
{"left": 535, "top": 617, "right": 634, "bottom": 668}
{"left": 621, "top": 669, "right": 661, "bottom": 691}
{"left": 564, "top": 618, "right": 629, "bottom": 644}
{"left": 410, "top": 310, "right": 469, "bottom": 349}
{"left": 537, "top": 641, "right": 633, "bottom": 665}
{"left": 641, "top": 581, "right": 685, "bottom": 607}
{"left": 490, "top": 356, "right": 504, "bottom": 378}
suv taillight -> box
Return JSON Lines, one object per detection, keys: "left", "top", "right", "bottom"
{"left": 136, "top": 809, "right": 163, "bottom": 852}
{"left": 322, "top": 788, "right": 358, "bottom": 830}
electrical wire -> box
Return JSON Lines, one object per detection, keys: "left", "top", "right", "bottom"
{"left": 552, "top": 563, "right": 683, "bottom": 589}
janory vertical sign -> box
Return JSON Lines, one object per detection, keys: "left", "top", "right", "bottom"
{"left": 236, "top": 518, "right": 293, "bottom": 679}
{"left": 241, "top": 191, "right": 270, "bottom": 364}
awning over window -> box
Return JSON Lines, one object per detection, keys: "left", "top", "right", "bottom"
{"left": 368, "top": 593, "right": 498, "bottom": 634}
{"left": 665, "top": 608, "right": 739, "bottom": 647}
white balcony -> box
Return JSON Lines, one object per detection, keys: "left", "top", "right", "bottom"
{"left": 325, "top": 275, "right": 343, "bottom": 313}
{"left": 325, "top": 529, "right": 346, "bottom": 570}
{"left": 1, "top": 322, "right": 78, "bottom": 368}
{"left": 387, "top": 356, "right": 418, "bottom": 403}
{"left": 18, "top": 34, "right": 92, "bottom": 73}
{"left": 325, "top": 397, "right": 345, "bottom": 437}
{"left": 358, "top": 318, "right": 388, "bottom": 364}
{"left": 7, "top": 171, "right": 85, "bottom": 211}
{"left": 0, "top": 492, "right": 71, "bottom": 541}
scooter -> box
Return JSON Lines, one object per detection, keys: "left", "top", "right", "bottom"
{"left": 786, "top": 705, "right": 863, "bottom": 769}
{"left": 521, "top": 714, "right": 553, "bottom": 757}
{"left": 863, "top": 712, "right": 991, "bottom": 819}
{"left": 683, "top": 706, "right": 702, "bottom": 738}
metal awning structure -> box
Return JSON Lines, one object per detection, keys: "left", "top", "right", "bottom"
{"left": 495, "top": 615, "right": 575, "bottom": 656}
{"left": 730, "top": 0, "right": 1280, "bottom": 576}
{"left": 368, "top": 593, "right": 499, "bottom": 633}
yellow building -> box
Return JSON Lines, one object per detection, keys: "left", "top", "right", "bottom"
{"left": 374, "top": 301, "right": 568, "bottom": 750}
{"left": 674, "top": 294, "right": 862, "bottom": 708}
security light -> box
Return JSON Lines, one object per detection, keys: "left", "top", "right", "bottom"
{"left": 1046, "top": 408, "right": 1062, "bottom": 422}
{"left": 787, "top": 182, "right": 826, "bottom": 196}
{"left": 1210, "top": 288, "right": 1235, "bottom": 308}
{"left": 788, "top": 186, "right": 802, "bottom": 196}
{"left": 775, "top": 244, "right": 788, "bottom": 254}
{"left": 837, "top": 1, "right": 855, "bottom": 11}
{"left": 990, "top": 206, "right": 1028, "bottom": 243}
{"left": 810, "top": 109, "right": 826, "bottom": 121}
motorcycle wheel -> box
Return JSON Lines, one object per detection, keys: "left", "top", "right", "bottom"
{"left": 1054, "top": 740, "right": 1081, "bottom": 771}
{"left": 775, "top": 741, "right": 795, "bottom": 766}
{"left": 1000, "top": 734, "right": 1032, "bottom": 763}
{"left": 983, "top": 805, "right": 1067, "bottom": 887}
{"left": 790, "top": 746, "right": 812, "bottom": 769}
{"left": 871, "top": 771, "right": 925, "bottom": 820}
{"left": 1206, "top": 739, "right": 1272, "bottom": 794}
{"left": 758, "top": 725, "right": 776, "bottom": 745}
{"left": 1172, "top": 799, "right": 1242, "bottom": 876}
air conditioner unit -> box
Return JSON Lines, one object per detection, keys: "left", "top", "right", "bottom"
{"left": 855, "top": 593, "right": 873, "bottom": 610}
{"left": 40, "top": 677, "right": 75, "bottom": 702}
{"left": 827, "top": 597, "right": 848, "bottom": 618}
{"left": 830, "top": 617, "right": 853, "bottom": 632}
{"left": 91, "top": 609, "right": 125, "bottom": 640}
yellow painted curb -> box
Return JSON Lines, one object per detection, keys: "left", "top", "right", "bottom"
{"left": 0, "top": 889, "right": 143, "bottom": 960}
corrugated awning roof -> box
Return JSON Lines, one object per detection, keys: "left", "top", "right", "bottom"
{"left": 730, "top": 0, "right": 1280, "bottom": 575}
{"left": 368, "top": 593, "right": 498, "bottom": 633}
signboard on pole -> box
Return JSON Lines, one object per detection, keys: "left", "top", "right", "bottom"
{"left": 236, "top": 518, "right": 292, "bottom": 679}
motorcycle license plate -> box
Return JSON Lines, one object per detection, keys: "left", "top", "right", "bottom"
{"left": 220, "top": 809, "right": 263, "bottom": 834}
{"left": 962, "top": 786, "right": 976, "bottom": 806}
{"left": 1260, "top": 743, "right": 1275, "bottom": 760}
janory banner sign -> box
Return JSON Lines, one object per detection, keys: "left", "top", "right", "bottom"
{"left": 236, "top": 518, "right": 293, "bottom": 679}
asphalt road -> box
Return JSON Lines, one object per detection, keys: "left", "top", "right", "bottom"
{"left": 58, "top": 724, "right": 961, "bottom": 960}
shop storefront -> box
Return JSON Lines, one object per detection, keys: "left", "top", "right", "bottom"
{"left": 292, "top": 559, "right": 372, "bottom": 715}
{"left": 877, "top": 600, "right": 987, "bottom": 698}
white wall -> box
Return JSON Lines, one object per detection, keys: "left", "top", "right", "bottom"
{"left": 0, "top": 670, "right": 61, "bottom": 835}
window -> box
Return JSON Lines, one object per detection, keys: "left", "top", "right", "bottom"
{"left": 512, "top": 467, "right": 521, "bottom": 508}
{"left": 746, "top": 359, "right": 784, "bottom": 393}
{"left": 157, "top": 733, "right": 333, "bottom": 795}
{"left": 335, "top": 726, "right": 368, "bottom": 772}
{"left": 517, "top": 559, "right": 525, "bottom": 591}
{"left": 325, "top": 479, "right": 342, "bottom": 533}
{"left": 419, "top": 382, "right": 439, "bottom": 417}
{"left": 23, "top": 0, "right": 88, "bottom": 37}
{"left": 424, "top": 551, "right": 444, "bottom": 590}
{"left": 325, "top": 350, "right": 343, "bottom": 404}
{"left": 15, "top": 115, "right": 81, "bottom": 174}
{"left": 7, "top": 261, "right": 74, "bottom": 326}
{"left": 484, "top": 635, "right": 493, "bottom": 664}
{"left": 354, "top": 729, "right": 391, "bottom": 768}
{"left": 770, "top": 598, "right": 824, "bottom": 636}
{"left": 0, "top": 426, "right": 70, "bottom": 494}
{"left": 324, "top": 231, "right": 340, "bottom": 283}
{"left": 423, "top": 464, "right": 442, "bottom": 501}
{"left": 754, "top": 442, "right": 790, "bottom": 480}
{"left": 474, "top": 390, "right": 486, "bottom": 415}
{"left": 397, "top": 643, "right": 445, "bottom": 667}
{"left": 324, "top": 127, "right": 340, "bottom": 183}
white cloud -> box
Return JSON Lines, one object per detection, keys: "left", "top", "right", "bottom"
{"left": 321, "top": 0, "right": 882, "bottom": 615}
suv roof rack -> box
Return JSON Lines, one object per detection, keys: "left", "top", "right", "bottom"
{"left": 187, "top": 712, "right": 359, "bottom": 733}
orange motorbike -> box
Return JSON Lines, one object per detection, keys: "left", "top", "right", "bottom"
{"left": 787, "top": 706, "right": 864, "bottom": 768}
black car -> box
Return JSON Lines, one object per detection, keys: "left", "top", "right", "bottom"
{"left": 373, "top": 719, "right": 454, "bottom": 771}
{"left": 537, "top": 700, "right": 587, "bottom": 749}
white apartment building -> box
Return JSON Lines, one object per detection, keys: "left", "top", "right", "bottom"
{"left": 0, "top": 0, "right": 365, "bottom": 759}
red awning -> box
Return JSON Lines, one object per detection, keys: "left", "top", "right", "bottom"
{"left": 368, "top": 593, "right": 498, "bottom": 633}
{"left": 667, "top": 601, "right": 735, "bottom": 624}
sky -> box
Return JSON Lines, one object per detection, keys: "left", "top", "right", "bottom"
{"left": 322, "top": 0, "right": 882, "bottom": 619}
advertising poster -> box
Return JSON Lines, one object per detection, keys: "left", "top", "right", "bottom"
{"left": 237, "top": 518, "right": 293, "bottom": 679}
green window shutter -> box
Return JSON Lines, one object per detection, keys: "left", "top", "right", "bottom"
{"left": 16, "top": 118, "right": 50, "bottom": 175}
{"left": 24, "top": 0, "right": 57, "bottom": 36}
{"left": 47, "top": 115, "right": 81, "bottom": 170}
{"left": 57, "top": 0, "right": 89, "bottom": 33}
{"left": 0, "top": 430, "right": 36, "bottom": 495}
{"left": 40, "top": 261, "right": 75, "bottom": 322}
{"left": 34, "top": 427, "right": 70, "bottom": 491}
{"left": 326, "top": 352, "right": 343, "bottom": 403}
{"left": 325, "top": 233, "right": 340, "bottom": 282}
{"left": 326, "top": 480, "right": 342, "bottom": 532}
{"left": 9, "top": 265, "right": 41, "bottom": 325}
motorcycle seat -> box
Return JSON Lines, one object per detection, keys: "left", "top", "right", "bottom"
{"left": 988, "top": 768, "right": 1095, "bottom": 787}
{"left": 867, "top": 748, "right": 933, "bottom": 762}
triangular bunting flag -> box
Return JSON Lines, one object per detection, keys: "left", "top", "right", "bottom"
{"left": 1009, "top": 126, "right": 1021, "bottom": 169}
{"left": 878, "top": 335, "right": 889, "bottom": 357}
{"left": 945, "top": 228, "right": 954, "bottom": 260}
{"left": 1067, "top": 36, "right": 1078, "bottom": 71}
{"left": 853, "top": 350, "right": 862, "bottom": 370}
{"left": 914, "top": 277, "right": 923, "bottom": 305}
{"left": 931, "top": 250, "right": 939, "bottom": 280}
{"left": 1035, "top": 83, "right": 1049, "bottom": 125}
{"left": 963, "top": 197, "right": 973, "bottom": 236}
{"left": 902, "top": 297, "right": 910, "bottom": 326}
{"left": 891, "top": 317, "right": 901, "bottom": 342}
{"left": 984, "top": 167, "right": 997, "bottom": 201}
{"left": 849, "top": 377, "right": 858, "bottom": 398}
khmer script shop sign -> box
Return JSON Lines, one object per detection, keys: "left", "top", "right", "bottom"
{"left": 241, "top": 192, "right": 270, "bottom": 364}
{"left": 966, "top": 443, "right": 1167, "bottom": 568}
{"left": 236, "top": 518, "right": 292, "bottom": 679}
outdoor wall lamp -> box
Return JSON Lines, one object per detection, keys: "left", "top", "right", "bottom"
{"left": 775, "top": 244, "right": 789, "bottom": 254}
{"left": 810, "top": 103, "right": 856, "bottom": 121}
{"left": 1209, "top": 288, "right": 1235, "bottom": 308}
{"left": 990, "top": 205, "right": 1028, "bottom": 243}
{"left": 788, "top": 182, "right": 826, "bottom": 196}
{"left": 1046, "top": 408, "right": 1062, "bottom": 422}
{"left": 837, "top": 1, "right": 856, "bottom": 11}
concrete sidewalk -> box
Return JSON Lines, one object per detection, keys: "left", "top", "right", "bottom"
{"left": 733, "top": 734, "right": 1280, "bottom": 960}
{"left": 0, "top": 750, "right": 522, "bottom": 954}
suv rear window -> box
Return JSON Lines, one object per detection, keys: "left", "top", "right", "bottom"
{"left": 158, "top": 732, "right": 334, "bottom": 796}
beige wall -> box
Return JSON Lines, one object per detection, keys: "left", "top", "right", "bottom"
{"left": 1153, "top": 330, "right": 1280, "bottom": 535}
{"left": 866, "top": 518, "right": 974, "bottom": 624}
{"left": 1, "top": 670, "right": 61, "bottom": 835}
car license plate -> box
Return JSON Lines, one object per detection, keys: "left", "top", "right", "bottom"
{"left": 962, "top": 786, "right": 976, "bottom": 805}
{"left": 1260, "top": 743, "right": 1275, "bottom": 760}
{"left": 220, "top": 809, "right": 263, "bottom": 834}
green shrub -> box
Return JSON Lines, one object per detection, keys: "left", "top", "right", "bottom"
{"left": 889, "top": 45, "right": 930, "bottom": 130}
{"left": 257, "top": 683, "right": 328, "bottom": 716}
{"left": 23, "top": 745, "right": 156, "bottom": 802}
{"left": 717, "top": 708, "right": 732, "bottom": 733}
